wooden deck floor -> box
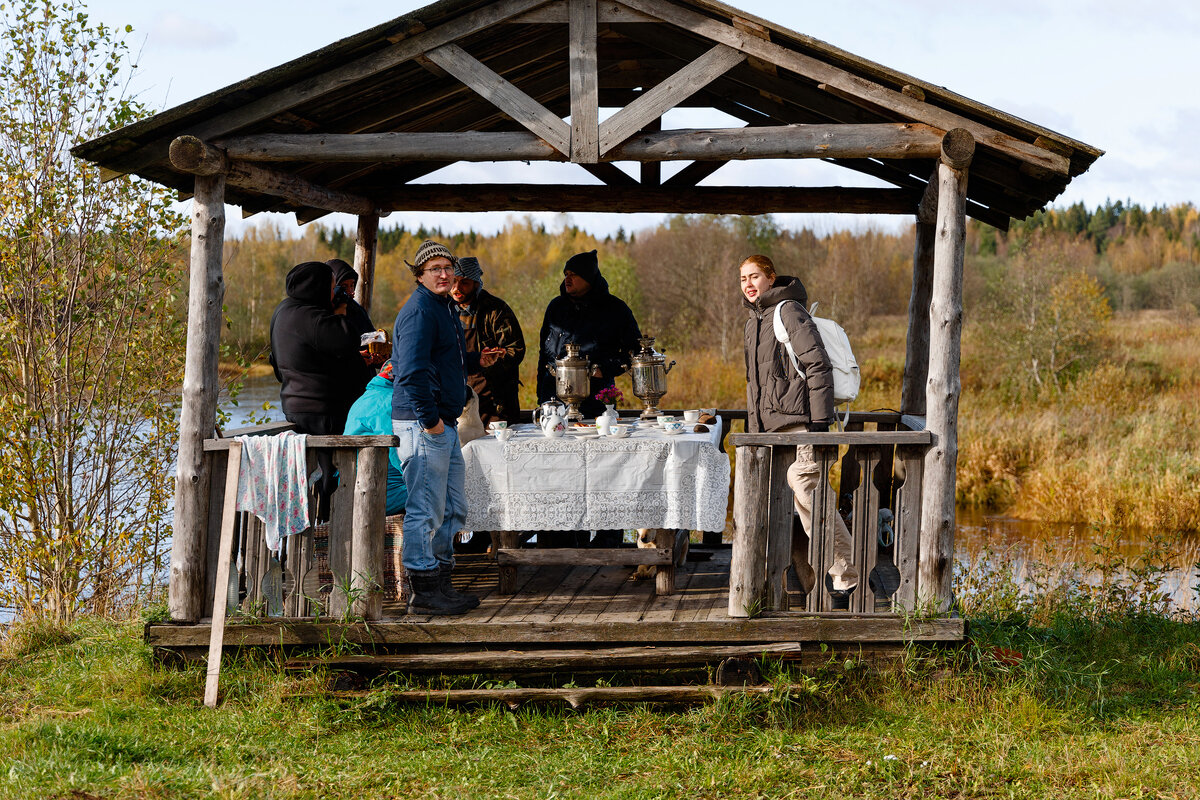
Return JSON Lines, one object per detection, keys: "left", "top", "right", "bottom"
{"left": 147, "top": 545, "right": 965, "bottom": 651}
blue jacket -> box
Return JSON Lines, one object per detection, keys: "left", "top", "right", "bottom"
{"left": 343, "top": 375, "right": 408, "bottom": 515}
{"left": 391, "top": 284, "right": 472, "bottom": 428}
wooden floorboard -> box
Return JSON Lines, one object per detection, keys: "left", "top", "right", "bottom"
{"left": 517, "top": 564, "right": 601, "bottom": 624}
{"left": 556, "top": 565, "right": 634, "bottom": 624}
{"left": 488, "top": 564, "right": 570, "bottom": 621}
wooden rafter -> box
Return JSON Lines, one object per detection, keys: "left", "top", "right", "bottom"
{"left": 425, "top": 43, "right": 572, "bottom": 156}
{"left": 568, "top": 0, "right": 599, "bottom": 162}
{"left": 617, "top": 0, "right": 1070, "bottom": 175}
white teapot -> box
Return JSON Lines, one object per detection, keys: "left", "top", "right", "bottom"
{"left": 533, "top": 399, "right": 568, "bottom": 438}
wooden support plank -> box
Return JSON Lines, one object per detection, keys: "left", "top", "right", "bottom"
{"left": 918, "top": 152, "right": 970, "bottom": 613}
{"left": 376, "top": 185, "right": 919, "bottom": 215}
{"left": 497, "top": 548, "right": 670, "bottom": 566}
{"left": 729, "top": 445, "right": 769, "bottom": 617}
{"left": 204, "top": 441, "right": 242, "bottom": 708}
{"left": 351, "top": 446, "right": 387, "bottom": 620}
{"left": 217, "top": 123, "right": 944, "bottom": 164}
{"left": 203, "top": 451, "right": 228, "bottom": 613}
{"left": 653, "top": 527, "right": 674, "bottom": 595}
{"left": 171, "top": 172, "right": 226, "bottom": 622}
{"left": 849, "top": 447, "right": 881, "bottom": 614}
{"left": 807, "top": 446, "right": 838, "bottom": 612}
{"left": 730, "top": 430, "right": 932, "bottom": 447}
{"left": 599, "top": 43, "right": 745, "bottom": 154}
{"left": 496, "top": 531, "right": 521, "bottom": 595}
{"left": 204, "top": 435, "right": 395, "bottom": 451}
{"left": 662, "top": 159, "right": 725, "bottom": 187}
{"left": 286, "top": 643, "right": 802, "bottom": 673}
{"left": 147, "top": 615, "right": 968, "bottom": 648}
{"left": 425, "top": 43, "right": 572, "bottom": 156}
{"left": 894, "top": 445, "right": 925, "bottom": 612}
{"left": 352, "top": 214, "right": 379, "bottom": 316}
{"left": 617, "top": 0, "right": 1069, "bottom": 175}
{"left": 327, "top": 449, "right": 358, "bottom": 618}
{"left": 568, "top": 0, "right": 599, "bottom": 163}
{"left": 765, "top": 446, "right": 795, "bottom": 611}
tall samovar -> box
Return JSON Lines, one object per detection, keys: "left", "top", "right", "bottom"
{"left": 549, "top": 342, "right": 595, "bottom": 421}
{"left": 630, "top": 336, "right": 676, "bottom": 419}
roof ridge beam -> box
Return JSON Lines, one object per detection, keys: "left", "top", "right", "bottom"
{"left": 598, "top": 43, "right": 745, "bottom": 156}
{"left": 425, "top": 43, "right": 572, "bottom": 157}
{"left": 617, "top": 0, "right": 1069, "bottom": 175}
{"left": 216, "top": 123, "right": 945, "bottom": 163}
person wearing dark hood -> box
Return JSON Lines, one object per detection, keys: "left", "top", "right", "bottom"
{"left": 536, "top": 249, "right": 642, "bottom": 549}
{"left": 451, "top": 256, "right": 525, "bottom": 426}
{"left": 536, "top": 249, "right": 641, "bottom": 419}
{"left": 269, "top": 260, "right": 366, "bottom": 435}
{"left": 740, "top": 254, "right": 858, "bottom": 609}
{"left": 326, "top": 258, "right": 375, "bottom": 337}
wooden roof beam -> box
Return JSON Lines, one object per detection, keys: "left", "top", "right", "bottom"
{"left": 216, "top": 123, "right": 946, "bottom": 163}
{"left": 377, "top": 184, "right": 918, "bottom": 214}
{"left": 617, "top": 0, "right": 1070, "bottom": 175}
{"left": 425, "top": 43, "right": 571, "bottom": 156}
{"left": 509, "top": 0, "right": 657, "bottom": 23}
{"left": 168, "top": 136, "right": 382, "bottom": 217}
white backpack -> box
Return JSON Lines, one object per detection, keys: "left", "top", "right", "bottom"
{"left": 772, "top": 301, "right": 860, "bottom": 425}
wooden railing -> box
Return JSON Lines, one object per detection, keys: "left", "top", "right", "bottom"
{"left": 200, "top": 423, "right": 396, "bottom": 621}
{"left": 727, "top": 412, "right": 931, "bottom": 616}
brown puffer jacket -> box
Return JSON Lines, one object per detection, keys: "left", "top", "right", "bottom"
{"left": 458, "top": 288, "right": 526, "bottom": 425}
{"left": 743, "top": 275, "right": 834, "bottom": 433}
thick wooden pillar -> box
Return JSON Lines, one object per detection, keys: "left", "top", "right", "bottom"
{"left": 171, "top": 173, "right": 227, "bottom": 621}
{"left": 901, "top": 171, "right": 937, "bottom": 416}
{"left": 352, "top": 213, "right": 379, "bottom": 317}
{"left": 917, "top": 129, "right": 973, "bottom": 612}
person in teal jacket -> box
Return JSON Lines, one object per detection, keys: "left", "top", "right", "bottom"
{"left": 343, "top": 361, "right": 408, "bottom": 515}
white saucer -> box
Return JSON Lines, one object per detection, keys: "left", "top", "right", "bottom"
{"left": 661, "top": 427, "right": 683, "bottom": 436}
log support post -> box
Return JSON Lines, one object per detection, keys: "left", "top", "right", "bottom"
{"left": 729, "top": 445, "right": 770, "bottom": 617}
{"left": 901, "top": 168, "right": 938, "bottom": 416}
{"left": 917, "top": 129, "right": 973, "bottom": 612}
{"left": 170, "top": 173, "right": 227, "bottom": 621}
{"left": 353, "top": 213, "right": 379, "bottom": 316}
{"left": 351, "top": 446, "right": 388, "bottom": 620}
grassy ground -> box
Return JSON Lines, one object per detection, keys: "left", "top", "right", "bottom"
{"left": 1, "top": 610, "right": 1197, "bottom": 799}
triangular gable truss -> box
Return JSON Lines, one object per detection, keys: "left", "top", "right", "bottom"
{"left": 75, "top": 0, "right": 1102, "bottom": 230}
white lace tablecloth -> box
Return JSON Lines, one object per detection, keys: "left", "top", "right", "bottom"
{"left": 462, "top": 418, "right": 731, "bottom": 532}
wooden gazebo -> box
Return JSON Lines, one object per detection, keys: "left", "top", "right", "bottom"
{"left": 75, "top": 0, "right": 1099, "bottom": 664}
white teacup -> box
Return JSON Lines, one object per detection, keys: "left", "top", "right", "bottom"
{"left": 495, "top": 427, "right": 515, "bottom": 443}
{"left": 683, "top": 409, "right": 700, "bottom": 423}
{"left": 608, "top": 423, "right": 630, "bottom": 438}
{"left": 657, "top": 415, "right": 676, "bottom": 426}
{"left": 663, "top": 421, "right": 685, "bottom": 434}
{"left": 488, "top": 420, "right": 508, "bottom": 432}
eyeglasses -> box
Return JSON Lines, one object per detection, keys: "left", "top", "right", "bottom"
{"left": 422, "top": 265, "right": 455, "bottom": 275}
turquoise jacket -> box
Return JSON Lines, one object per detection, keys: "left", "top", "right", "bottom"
{"left": 343, "top": 375, "right": 408, "bottom": 514}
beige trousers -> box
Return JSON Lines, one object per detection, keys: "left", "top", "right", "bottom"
{"left": 779, "top": 426, "right": 859, "bottom": 593}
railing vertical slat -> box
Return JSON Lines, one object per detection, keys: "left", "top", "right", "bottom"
{"left": 850, "top": 446, "right": 881, "bottom": 613}
{"left": 809, "top": 444, "right": 839, "bottom": 612}
{"left": 203, "top": 449, "right": 227, "bottom": 614}
{"left": 895, "top": 444, "right": 925, "bottom": 611}
{"left": 765, "top": 445, "right": 796, "bottom": 611}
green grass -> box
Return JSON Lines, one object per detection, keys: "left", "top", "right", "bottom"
{"left": 1, "top": 614, "right": 1197, "bottom": 799}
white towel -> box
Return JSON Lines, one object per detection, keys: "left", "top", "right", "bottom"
{"left": 234, "top": 431, "right": 309, "bottom": 552}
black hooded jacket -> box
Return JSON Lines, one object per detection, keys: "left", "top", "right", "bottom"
{"left": 536, "top": 262, "right": 641, "bottom": 418}
{"left": 269, "top": 261, "right": 368, "bottom": 423}
{"left": 328, "top": 258, "right": 375, "bottom": 337}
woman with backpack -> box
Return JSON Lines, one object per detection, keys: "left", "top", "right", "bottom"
{"left": 739, "top": 254, "right": 859, "bottom": 609}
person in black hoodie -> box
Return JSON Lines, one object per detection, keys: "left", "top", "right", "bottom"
{"left": 269, "top": 260, "right": 366, "bottom": 436}
{"left": 536, "top": 250, "right": 642, "bottom": 419}
{"left": 326, "top": 258, "right": 375, "bottom": 337}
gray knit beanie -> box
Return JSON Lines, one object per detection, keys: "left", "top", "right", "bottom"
{"left": 454, "top": 256, "right": 484, "bottom": 286}
{"left": 405, "top": 239, "right": 456, "bottom": 277}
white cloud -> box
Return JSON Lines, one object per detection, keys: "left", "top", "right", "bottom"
{"left": 148, "top": 13, "right": 235, "bottom": 50}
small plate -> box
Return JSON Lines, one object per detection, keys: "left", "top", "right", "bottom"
{"left": 660, "top": 427, "right": 684, "bottom": 436}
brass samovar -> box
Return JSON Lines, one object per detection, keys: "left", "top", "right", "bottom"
{"left": 630, "top": 336, "right": 675, "bottom": 419}
{"left": 548, "top": 342, "right": 595, "bottom": 421}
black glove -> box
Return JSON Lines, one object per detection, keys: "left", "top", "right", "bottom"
{"left": 808, "top": 422, "right": 830, "bottom": 433}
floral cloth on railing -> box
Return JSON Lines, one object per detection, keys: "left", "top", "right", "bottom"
{"left": 235, "top": 431, "right": 309, "bottom": 551}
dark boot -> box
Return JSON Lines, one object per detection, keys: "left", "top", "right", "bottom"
{"left": 438, "top": 563, "right": 480, "bottom": 610}
{"left": 407, "top": 569, "right": 472, "bottom": 615}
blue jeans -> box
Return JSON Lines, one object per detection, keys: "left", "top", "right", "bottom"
{"left": 392, "top": 420, "right": 466, "bottom": 573}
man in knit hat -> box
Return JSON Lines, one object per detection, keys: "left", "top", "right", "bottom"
{"left": 536, "top": 249, "right": 642, "bottom": 419}
{"left": 536, "top": 249, "right": 642, "bottom": 549}
{"left": 451, "top": 256, "right": 525, "bottom": 426}
{"left": 390, "top": 240, "right": 482, "bottom": 615}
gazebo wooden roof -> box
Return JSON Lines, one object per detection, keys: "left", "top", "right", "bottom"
{"left": 73, "top": 0, "right": 1101, "bottom": 625}
{"left": 73, "top": 0, "right": 1100, "bottom": 230}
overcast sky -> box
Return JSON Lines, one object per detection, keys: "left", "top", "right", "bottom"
{"left": 82, "top": 0, "right": 1200, "bottom": 238}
